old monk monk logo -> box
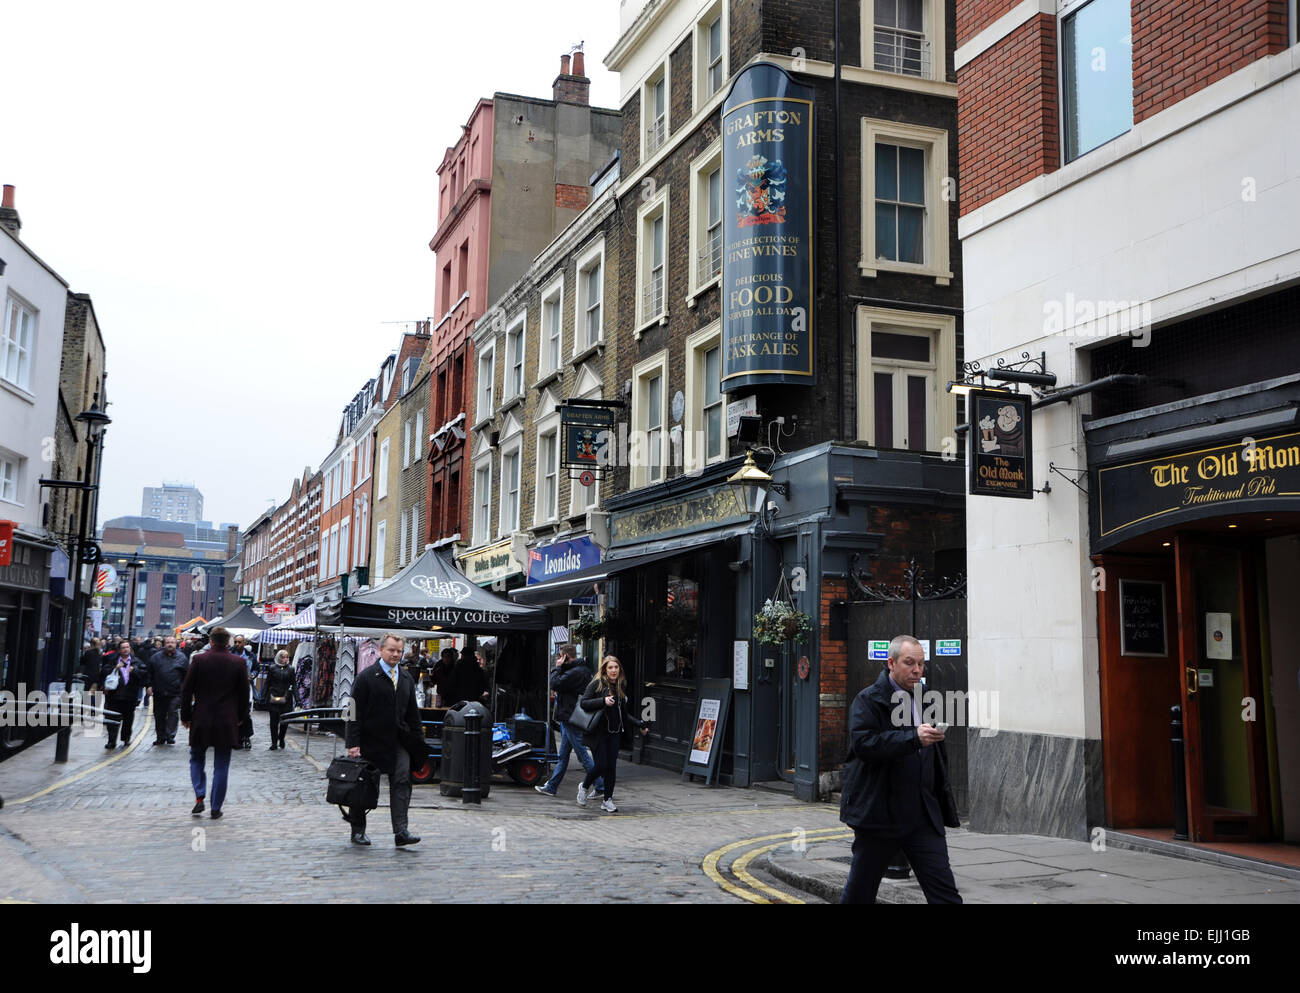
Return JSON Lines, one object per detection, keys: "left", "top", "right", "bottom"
{"left": 411, "top": 574, "right": 472, "bottom": 603}
{"left": 736, "top": 154, "right": 787, "bottom": 227}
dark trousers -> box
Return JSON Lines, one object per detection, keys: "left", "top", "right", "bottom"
{"left": 106, "top": 697, "right": 135, "bottom": 746}
{"left": 841, "top": 823, "right": 962, "bottom": 904}
{"left": 352, "top": 760, "right": 411, "bottom": 836}
{"left": 154, "top": 694, "right": 179, "bottom": 742}
{"left": 581, "top": 733, "right": 619, "bottom": 800}
{"left": 268, "top": 704, "right": 288, "bottom": 745}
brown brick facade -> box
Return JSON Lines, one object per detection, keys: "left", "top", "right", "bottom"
{"left": 819, "top": 577, "right": 849, "bottom": 763}
{"left": 555, "top": 184, "right": 591, "bottom": 210}
{"left": 956, "top": 14, "right": 1058, "bottom": 216}
{"left": 1132, "top": 0, "right": 1290, "bottom": 123}
{"left": 956, "top": 0, "right": 1029, "bottom": 45}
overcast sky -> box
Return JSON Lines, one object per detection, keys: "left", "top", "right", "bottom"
{"left": 2, "top": 0, "right": 621, "bottom": 533}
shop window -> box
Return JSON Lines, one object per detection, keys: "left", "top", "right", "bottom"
{"left": 659, "top": 573, "right": 700, "bottom": 680}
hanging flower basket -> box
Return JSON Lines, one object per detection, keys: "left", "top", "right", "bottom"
{"left": 752, "top": 598, "right": 813, "bottom": 646}
{"left": 570, "top": 609, "right": 604, "bottom": 641}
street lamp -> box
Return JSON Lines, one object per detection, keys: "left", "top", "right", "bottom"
{"left": 53, "top": 397, "right": 111, "bottom": 763}
{"left": 727, "top": 450, "right": 789, "bottom": 529}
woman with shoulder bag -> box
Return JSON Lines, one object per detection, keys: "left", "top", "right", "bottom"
{"left": 265, "top": 650, "right": 296, "bottom": 750}
{"left": 576, "top": 655, "right": 648, "bottom": 813}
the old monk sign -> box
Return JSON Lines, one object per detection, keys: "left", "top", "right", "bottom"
{"left": 721, "top": 63, "right": 814, "bottom": 392}
{"left": 1095, "top": 430, "right": 1300, "bottom": 549}
{"left": 969, "top": 389, "right": 1033, "bottom": 498}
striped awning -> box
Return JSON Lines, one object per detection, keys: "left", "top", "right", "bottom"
{"left": 253, "top": 604, "right": 317, "bottom": 644}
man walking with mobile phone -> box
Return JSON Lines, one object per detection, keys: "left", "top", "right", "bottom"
{"left": 839, "top": 634, "right": 962, "bottom": 904}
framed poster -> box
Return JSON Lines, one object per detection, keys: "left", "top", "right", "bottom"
{"left": 681, "top": 678, "right": 732, "bottom": 786}
{"left": 1118, "top": 579, "right": 1168, "bottom": 657}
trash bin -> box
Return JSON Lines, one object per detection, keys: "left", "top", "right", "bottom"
{"left": 439, "top": 701, "right": 493, "bottom": 798}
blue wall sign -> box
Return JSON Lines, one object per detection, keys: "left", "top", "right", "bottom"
{"left": 721, "top": 63, "right": 815, "bottom": 393}
{"left": 527, "top": 536, "right": 602, "bottom": 586}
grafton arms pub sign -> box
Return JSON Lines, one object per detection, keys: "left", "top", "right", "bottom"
{"left": 1095, "top": 430, "right": 1300, "bottom": 546}
{"left": 721, "top": 63, "right": 815, "bottom": 392}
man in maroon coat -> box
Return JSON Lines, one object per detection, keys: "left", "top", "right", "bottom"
{"left": 180, "top": 627, "right": 250, "bottom": 819}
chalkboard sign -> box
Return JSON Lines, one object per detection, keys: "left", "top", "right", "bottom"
{"left": 1119, "top": 580, "right": 1168, "bottom": 657}
{"left": 681, "top": 678, "right": 732, "bottom": 786}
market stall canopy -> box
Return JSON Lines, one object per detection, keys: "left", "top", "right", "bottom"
{"left": 256, "top": 604, "right": 316, "bottom": 644}
{"left": 199, "top": 603, "right": 272, "bottom": 636}
{"left": 174, "top": 615, "right": 208, "bottom": 635}
{"left": 328, "top": 548, "right": 549, "bottom": 632}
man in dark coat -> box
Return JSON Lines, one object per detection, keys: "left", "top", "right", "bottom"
{"left": 839, "top": 634, "right": 962, "bottom": 904}
{"left": 146, "top": 636, "right": 189, "bottom": 746}
{"left": 429, "top": 647, "right": 487, "bottom": 708}
{"left": 180, "top": 627, "right": 250, "bottom": 819}
{"left": 100, "top": 639, "right": 143, "bottom": 748}
{"left": 534, "top": 644, "right": 601, "bottom": 797}
{"left": 345, "top": 633, "right": 422, "bottom": 848}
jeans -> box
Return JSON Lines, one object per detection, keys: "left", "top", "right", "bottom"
{"left": 544, "top": 723, "right": 601, "bottom": 792}
{"left": 190, "top": 746, "right": 233, "bottom": 812}
{"left": 582, "top": 733, "right": 620, "bottom": 801}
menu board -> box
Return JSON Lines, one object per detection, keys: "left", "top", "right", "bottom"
{"left": 681, "top": 678, "right": 732, "bottom": 786}
{"left": 1119, "top": 580, "right": 1168, "bottom": 657}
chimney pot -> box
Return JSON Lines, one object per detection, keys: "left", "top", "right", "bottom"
{"left": 573, "top": 50, "right": 585, "bottom": 77}
{"left": 560, "top": 54, "right": 571, "bottom": 75}
{"left": 1, "top": 186, "right": 13, "bottom": 209}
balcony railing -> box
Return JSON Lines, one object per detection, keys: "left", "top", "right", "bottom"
{"left": 642, "top": 270, "right": 665, "bottom": 321}
{"left": 646, "top": 114, "right": 667, "bottom": 155}
{"left": 874, "top": 28, "right": 930, "bottom": 78}
{"left": 697, "top": 227, "right": 722, "bottom": 285}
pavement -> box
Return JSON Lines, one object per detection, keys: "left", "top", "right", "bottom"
{"left": 2, "top": 702, "right": 1298, "bottom": 904}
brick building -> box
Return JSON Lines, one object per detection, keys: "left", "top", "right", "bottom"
{"left": 569, "top": 0, "right": 966, "bottom": 798}
{"left": 265, "top": 467, "right": 323, "bottom": 604}
{"left": 370, "top": 329, "right": 430, "bottom": 586}
{"left": 956, "top": 0, "right": 1300, "bottom": 844}
{"left": 425, "top": 53, "right": 623, "bottom": 552}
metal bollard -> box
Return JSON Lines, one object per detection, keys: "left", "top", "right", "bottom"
{"left": 462, "top": 710, "right": 482, "bottom": 805}
{"left": 1171, "top": 705, "right": 1188, "bottom": 841}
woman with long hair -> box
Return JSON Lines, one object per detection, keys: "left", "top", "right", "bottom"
{"left": 576, "top": 655, "right": 649, "bottom": 813}
{"left": 265, "top": 649, "right": 296, "bottom": 749}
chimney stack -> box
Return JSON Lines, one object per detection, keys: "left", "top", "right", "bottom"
{"left": 553, "top": 45, "right": 590, "bottom": 106}
{"left": 0, "top": 185, "right": 20, "bottom": 236}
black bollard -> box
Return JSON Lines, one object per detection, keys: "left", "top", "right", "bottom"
{"left": 463, "top": 709, "right": 482, "bottom": 805}
{"left": 1171, "top": 705, "right": 1188, "bottom": 841}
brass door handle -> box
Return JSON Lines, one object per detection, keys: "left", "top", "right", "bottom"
{"left": 1185, "top": 666, "right": 1198, "bottom": 696}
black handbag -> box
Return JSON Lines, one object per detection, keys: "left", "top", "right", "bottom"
{"left": 326, "top": 756, "right": 380, "bottom": 822}
{"left": 566, "top": 698, "right": 605, "bottom": 734}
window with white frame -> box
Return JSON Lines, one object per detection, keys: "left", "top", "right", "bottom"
{"left": 473, "top": 460, "right": 493, "bottom": 545}
{"left": 684, "top": 324, "right": 725, "bottom": 471}
{"left": 863, "top": 0, "right": 946, "bottom": 82}
{"left": 0, "top": 453, "right": 21, "bottom": 503}
{"left": 1060, "top": 0, "right": 1133, "bottom": 163}
{"left": 644, "top": 64, "right": 668, "bottom": 156}
{"left": 540, "top": 278, "right": 564, "bottom": 378}
{"left": 637, "top": 186, "right": 670, "bottom": 327}
{"left": 695, "top": 2, "right": 727, "bottom": 105}
{"left": 399, "top": 510, "right": 409, "bottom": 567}
{"left": 356, "top": 500, "right": 368, "bottom": 569}
{"left": 537, "top": 429, "right": 559, "bottom": 523}
{"left": 574, "top": 240, "right": 604, "bottom": 353}
{"left": 339, "top": 516, "right": 351, "bottom": 572}
{"left": 374, "top": 520, "right": 386, "bottom": 583}
{"left": 402, "top": 419, "right": 412, "bottom": 469}
{"left": 500, "top": 446, "right": 521, "bottom": 535}
{"left": 2, "top": 296, "right": 35, "bottom": 392}
{"left": 855, "top": 306, "right": 956, "bottom": 452}
{"left": 690, "top": 142, "right": 723, "bottom": 292}
{"left": 342, "top": 451, "right": 353, "bottom": 495}
{"left": 477, "top": 345, "right": 495, "bottom": 422}
{"left": 860, "top": 119, "right": 952, "bottom": 284}
{"left": 377, "top": 439, "right": 390, "bottom": 499}
{"left": 318, "top": 537, "right": 327, "bottom": 580}
{"left": 631, "top": 352, "right": 669, "bottom": 488}
{"left": 505, "top": 314, "right": 526, "bottom": 399}
{"left": 414, "top": 411, "right": 423, "bottom": 463}
{"left": 329, "top": 524, "right": 340, "bottom": 578}
{"left": 410, "top": 503, "right": 420, "bottom": 561}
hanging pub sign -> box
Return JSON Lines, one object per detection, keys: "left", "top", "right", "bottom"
{"left": 721, "top": 63, "right": 815, "bottom": 393}
{"left": 561, "top": 404, "right": 615, "bottom": 471}
{"left": 969, "top": 389, "right": 1033, "bottom": 499}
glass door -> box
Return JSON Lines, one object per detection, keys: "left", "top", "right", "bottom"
{"left": 1173, "top": 536, "right": 1271, "bottom": 841}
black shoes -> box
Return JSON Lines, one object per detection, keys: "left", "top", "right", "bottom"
{"left": 105, "top": 742, "right": 114, "bottom": 749}
{"left": 152, "top": 740, "right": 163, "bottom": 747}
{"left": 268, "top": 743, "right": 278, "bottom": 750}
{"left": 210, "top": 810, "right": 223, "bottom": 820}
{"left": 394, "top": 830, "right": 421, "bottom": 847}
{"left": 351, "top": 832, "right": 371, "bottom": 846}
{"left": 192, "top": 799, "right": 205, "bottom": 815}
{"left": 167, "top": 738, "right": 176, "bottom": 744}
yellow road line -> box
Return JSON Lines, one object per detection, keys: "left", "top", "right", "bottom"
{"left": 6, "top": 700, "right": 153, "bottom": 806}
{"left": 701, "top": 826, "right": 848, "bottom": 904}
{"left": 733, "top": 829, "right": 854, "bottom": 904}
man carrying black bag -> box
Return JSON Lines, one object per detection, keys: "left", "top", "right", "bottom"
{"left": 344, "top": 633, "right": 422, "bottom": 848}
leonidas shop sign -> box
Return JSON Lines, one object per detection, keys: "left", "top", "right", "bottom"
{"left": 459, "top": 539, "right": 520, "bottom": 587}
{"left": 1096, "top": 430, "right": 1300, "bottom": 546}
{"left": 721, "top": 63, "right": 814, "bottom": 393}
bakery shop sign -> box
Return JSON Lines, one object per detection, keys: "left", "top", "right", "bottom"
{"left": 1096, "top": 430, "right": 1300, "bottom": 546}
{"left": 969, "top": 389, "right": 1033, "bottom": 499}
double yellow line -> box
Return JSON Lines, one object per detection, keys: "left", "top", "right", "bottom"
{"left": 5, "top": 700, "right": 153, "bottom": 806}
{"left": 702, "top": 826, "right": 852, "bottom": 904}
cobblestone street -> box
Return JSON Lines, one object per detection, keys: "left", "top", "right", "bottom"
{"left": 0, "top": 706, "right": 834, "bottom": 903}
